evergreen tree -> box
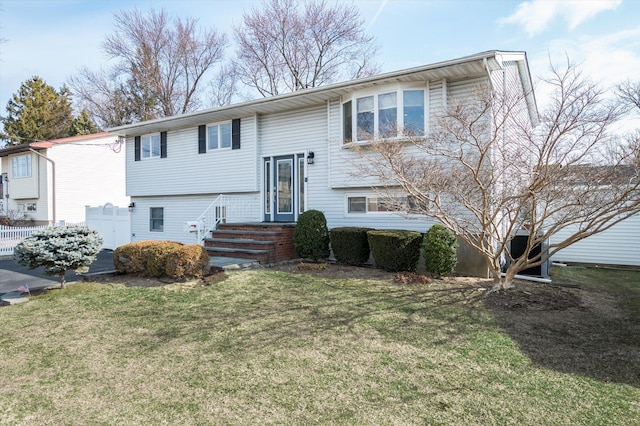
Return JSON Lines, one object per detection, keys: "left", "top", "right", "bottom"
{"left": 1, "top": 76, "right": 75, "bottom": 145}
{"left": 71, "top": 109, "right": 99, "bottom": 135}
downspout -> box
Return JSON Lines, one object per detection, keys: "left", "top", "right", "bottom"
{"left": 29, "top": 148, "right": 56, "bottom": 224}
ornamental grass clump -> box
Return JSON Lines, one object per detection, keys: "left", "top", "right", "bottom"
{"left": 13, "top": 226, "right": 103, "bottom": 289}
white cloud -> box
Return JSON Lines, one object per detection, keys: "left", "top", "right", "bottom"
{"left": 528, "top": 26, "right": 640, "bottom": 133}
{"left": 500, "top": 0, "right": 622, "bottom": 37}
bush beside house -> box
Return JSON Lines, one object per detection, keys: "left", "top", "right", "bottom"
{"left": 330, "top": 227, "right": 373, "bottom": 265}
{"left": 367, "top": 230, "right": 422, "bottom": 272}
{"left": 294, "top": 210, "right": 330, "bottom": 261}
{"left": 114, "top": 241, "right": 210, "bottom": 279}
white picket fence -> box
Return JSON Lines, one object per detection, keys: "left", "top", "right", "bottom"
{"left": 0, "top": 222, "right": 85, "bottom": 256}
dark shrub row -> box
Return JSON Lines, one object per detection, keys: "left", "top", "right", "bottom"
{"left": 367, "top": 229, "right": 423, "bottom": 272}
{"left": 114, "top": 241, "right": 210, "bottom": 279}
{"left": 294, "top": 210, "right": 458, "bottom": 276}
{"left": 330, "top": 227, "right": 373, "bottom": 265}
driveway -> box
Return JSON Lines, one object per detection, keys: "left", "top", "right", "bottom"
{"left": 0, "top": 250, "right": 115, "bottom": 295}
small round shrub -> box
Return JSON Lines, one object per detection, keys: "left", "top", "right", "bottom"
{"left": 114, "top": 240, "right": 184, "bottom": 277}
{"left": 423, "top": 224, "right": 458, "bottom": 277}
{"left": 145, "top": 241, "right": 183, "bottom": 277}
{"left": 294, "top": 210, "right": 330, "bottom": 261}
{"left": 367, "top": 229, "right": 422, "bottom": 272}
{"left": 330, "top": 227, "right": 373, "bottom": 265}
{"left": 165, "top": 244, "right": 210, "bottom": 279}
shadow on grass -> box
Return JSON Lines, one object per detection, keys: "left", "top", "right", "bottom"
{"left": 485, "top": 277, "right": 640, "bottom": 388}
{"left": 123, "top": 271, "right": 494, "bottom": 357}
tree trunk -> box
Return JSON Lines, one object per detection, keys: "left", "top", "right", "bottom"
{"left": 59, "top": 274, "right": 66, "bottom": 290}
{"left": 490, "top": 267, "right": 516, "bottom": 292}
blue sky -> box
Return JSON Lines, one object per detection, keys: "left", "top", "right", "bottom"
{"left": 1, "top": 0, "right": 639, "bottom": 115}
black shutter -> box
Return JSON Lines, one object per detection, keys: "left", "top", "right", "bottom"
{"left": 232, "top": 118, "right": 241, "bottom": 150}
{"left": 198, "top": 125, "right": 206, "bottom": 154}
{"left": 134, "top": 136, "right": 141, "bottom": 161}
{"left": 160, "top": 131, "right": 167, "bottom": 158}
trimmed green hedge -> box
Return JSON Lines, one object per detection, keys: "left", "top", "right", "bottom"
{"left": 330, "top": 227, "right": 373, "bottom": 265}
{"left": 423, "top": 224, "right": 458, "bottom": 277}
{"left": 294, "top": 210, "right": 330, "bottom": 261}
{"left": 367, "top": 229, "right": 422, "bottom": 272}
{"left": 114, "top": 241, "right": 210, "bottom": 279}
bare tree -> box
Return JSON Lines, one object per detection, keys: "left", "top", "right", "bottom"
{"left": 617, "top": 80, "right": 640, "bottom": 112}
{"left": 351, "top": 62, "right": 640, "bottom": 290}
{"left": 69, "top": 8, "right": 226, "bottom": 127}
{"left": 208, "top": 64, "right": 239, "bottom": 108}
{"left": 234, "top": 0, "right": 379, "bottom": 97}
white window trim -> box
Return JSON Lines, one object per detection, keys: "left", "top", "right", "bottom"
{"left": 149, "top": 207, "right": 164, "bottom": 232}
{"left": 141, "top": 133, "right": 161, "bottom": 160}
{"left": 344, "top": 194, "right": 408, "bottom": 216}
{"left": 342, "top": 84, "right": 428, "bottom": 144}
{"left": 207, "top": 121, "right": 232, "bottom": 151}
{"left": 11, "top": 154, "right": 32, "bottom": 179}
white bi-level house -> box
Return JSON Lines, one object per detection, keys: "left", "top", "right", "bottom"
{"left": 110, "top": 51, "right": 537, "bottom": 266}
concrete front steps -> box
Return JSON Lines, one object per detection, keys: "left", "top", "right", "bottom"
{"left": 204, "top": 223, "right": 296, "bottom": 265}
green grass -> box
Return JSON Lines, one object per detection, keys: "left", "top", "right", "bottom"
{"left": 0, "top": 266, "right": 638, "bottom": 425}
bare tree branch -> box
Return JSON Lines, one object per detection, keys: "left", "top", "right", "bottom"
{"left": 234, "top": 0, "right": 379, "bottom": 97}
{"left": 69, "top": 8, "right": 226, "bottom": 127}
{"left": 350, "top": 61, "right": 639, "bottom": 290}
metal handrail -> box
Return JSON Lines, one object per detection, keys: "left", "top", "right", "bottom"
{"left": 195, "top": 194, "right": 261, "bottom": 243}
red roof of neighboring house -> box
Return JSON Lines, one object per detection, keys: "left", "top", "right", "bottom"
{"left": 0, "top": 132, "right": 113, "bottom": 157}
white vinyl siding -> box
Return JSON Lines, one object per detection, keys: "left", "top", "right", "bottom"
{"left": 551, "top": 214, "right": 640, "bottom": 266}
{"left": 127, "top": 118, "right": 256, "bottom": 197}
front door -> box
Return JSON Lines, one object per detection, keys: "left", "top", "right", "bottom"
{"left": 273, "top": 155, "right": 295, "bottom": 222}
{"left": 264, "top": 154, "right": 306, "bottom": 222}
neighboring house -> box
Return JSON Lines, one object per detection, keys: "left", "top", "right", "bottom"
{"left": 110, "top": 51, "right": 537, "bottom": 265}
{"left": 551, "top": 214, "right": 640, "bottom": 266}
{"left": 0, "top": 133, "right": 128, "bottom": 225}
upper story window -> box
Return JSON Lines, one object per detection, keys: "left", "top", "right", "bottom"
{"left": 11, "top": 154, "right": 32, "bottom": 178}
{"left": 142, "top": 134, "right": 161, "bottom": 159}
{"left": 208, "top": 122, "right": 232, "bottom": 150}
{"left": 344, "top": 87, "right": 426, "bottom": 143}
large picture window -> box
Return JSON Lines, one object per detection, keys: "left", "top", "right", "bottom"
{"left": 208, "top": 122, "right": 232, "bottom": 150}
{"left": 344, "top": 88, "right": 426, "bottom": 142}
{"left": 142, "top": 134, "right": 161, "bottom": 159}
{"left": 11, "top": 154, "right": 32, "bottom": 178}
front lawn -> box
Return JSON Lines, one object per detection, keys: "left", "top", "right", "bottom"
{"left": 0, "top": 265, "right": 638, "bottom": 424}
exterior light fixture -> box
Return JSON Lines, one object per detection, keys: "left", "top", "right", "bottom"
{"left": 307, "top": 151, "right": 315, "bottom": 165}
{"left": 128, "top": 202, "right": 135, "bottom": 212}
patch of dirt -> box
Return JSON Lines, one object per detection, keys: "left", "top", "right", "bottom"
{"left": 484, "top": 282, "right": 582, "bottom": 311}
